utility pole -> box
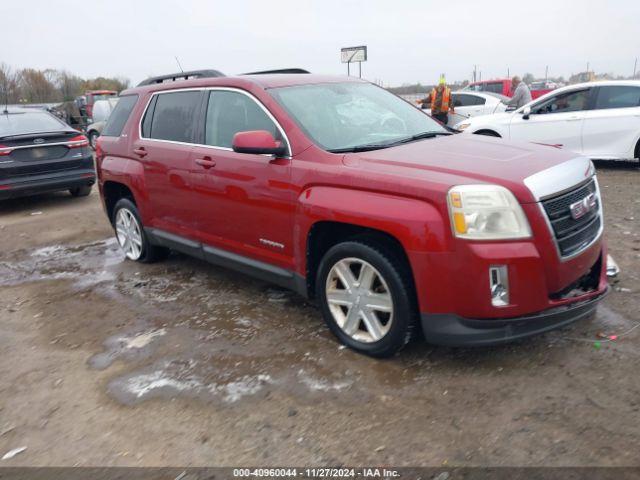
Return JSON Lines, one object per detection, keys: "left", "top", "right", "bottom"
{"left": 545, "top": 65, "right": 549, "bottom": 82}
{"left": 507, "top": 67, "right": 510, "bottom": 78}
{"left": 634, "top": 58, "right": 638, "bottom": 79}
{"left": 586, "top": 61, "right": 590, "bottom": 73}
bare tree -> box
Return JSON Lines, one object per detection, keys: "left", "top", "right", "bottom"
{"left": 18, "top": 68, "right": 57, "bottom": 103}
{"left": 0, "top": 63, "right": 21, "bottom": 105}
{"left": 55, "top": 70, "right": 84, "bottom": 101}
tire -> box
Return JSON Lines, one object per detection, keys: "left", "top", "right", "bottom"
{"left": 69, "top": 185, "right": 92, "bottom": 197}
{"left": 474, "top": 130, "right": 501, "bottom": 137}
{"left": 316, "top": 240, "right": 418, "bottom": 358}
{"left": 112, "top": 198, "right": 169, "bottom": 263}
{"left": 88, "top": 130, "right": 99, "bottom": 149}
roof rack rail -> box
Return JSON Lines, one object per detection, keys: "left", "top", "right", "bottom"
{"left": 137, "top": 69, "right": 225, "bottom": 87}
{"left": 242, "top": 68, "right": 310, "bottom": 75}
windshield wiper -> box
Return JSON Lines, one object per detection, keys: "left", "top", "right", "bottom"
{"left": 328, "top": 131, "right": 452, "bottom": 154}
{"left": 328, "top": 143, "right": 397, "bottom": 153}
{"left": 392, "top": 131, "right": 453, "bottom": 145}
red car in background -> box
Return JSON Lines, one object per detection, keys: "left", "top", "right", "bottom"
{"left": 463, "top": 79, "right": 554, "bottom": 100}
{"left": 83, "top": 90, "right": 118, "bottom": 118}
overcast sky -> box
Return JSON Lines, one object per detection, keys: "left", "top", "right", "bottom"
{"left": 3, "top": 0, "right": 638, "bottom": 87}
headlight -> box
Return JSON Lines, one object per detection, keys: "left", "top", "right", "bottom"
{"left": 447, "top": 185, "right": 531, "bottom": 240}
{"left": 456, "top": 122, "right": 471, "bottom": 131}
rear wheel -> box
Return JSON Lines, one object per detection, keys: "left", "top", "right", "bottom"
{"left": 112, "top": 198, "right": 169, "bottom": 263}
{"left": 88, "top": 131, "right": 99, "bottom": 149}
{"left": 316, "top": 240, "right": 418, "bottom": 357}
{"left": 69, "top": 185, "right": 92, "bottom": 197}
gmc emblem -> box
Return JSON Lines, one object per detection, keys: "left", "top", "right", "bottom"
{"left": 569, "top": 193, "right": 597, "bottom": 220}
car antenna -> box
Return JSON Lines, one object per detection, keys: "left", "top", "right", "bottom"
{"left": 175, "top": 56, "right": 184, "bottom": 73}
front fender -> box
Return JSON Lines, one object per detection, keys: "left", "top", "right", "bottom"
{"left": 295, "top": 185, "right": 448, "bottom": 265}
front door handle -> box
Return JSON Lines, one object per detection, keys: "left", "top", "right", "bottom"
{"left": 133, "top": 147, "right": 148, "bottom": 158}
{"left": 566, "top": 116, "right": 582, "bottom": 122}
{"left": 195, "top": 157, "right": 216, "bottom": 169}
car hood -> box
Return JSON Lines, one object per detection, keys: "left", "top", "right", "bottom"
{"left": 342, "top": 134, "right": 592, "bottom": 204}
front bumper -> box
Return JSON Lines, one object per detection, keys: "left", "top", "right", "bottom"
{"left": 420, "top": 285, "right": 608, "bottom": 346}
{"left": 0, "top": 169, "right": 96, "bottom": 200}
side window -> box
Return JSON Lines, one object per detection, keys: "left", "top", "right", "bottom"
{"left": 533, "top": 89, "right": 590, "bottom": 115}
{"left": 102, "top": 94, "right": 138, "bottom": 137}
{"left": 484, "top": 82, "right": 503, "bottom": 94}
{"left": 453, "top": 94, "right": 485, "bottom": 107}
{"left": 141, "top": 96, "right": 157, "bottom": 137}
{"left": 148, "top": 91, "right": 201, "bottom": 143}
{"left": 205, "top": 90, "right": 280, "bottom": 149}
{"left": 594, "top": 86, "right": 640, "bottom": 110}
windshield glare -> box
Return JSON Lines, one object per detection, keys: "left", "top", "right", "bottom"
{"left": 270, "top": 82, "right": 447, "bottom": 151}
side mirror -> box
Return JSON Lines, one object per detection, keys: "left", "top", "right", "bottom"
{"left": 232, "top": 130, "right": 287, "bottom": 157}
{"left": 522, "top": 106, "right": 531, "bottom": 120}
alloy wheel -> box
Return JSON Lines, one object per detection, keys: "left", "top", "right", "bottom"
{"left": 115, "top": 208, "right": 143, "bottom": 260}
{"left": 325, "top": 257, "right": 394, "bottom": 343}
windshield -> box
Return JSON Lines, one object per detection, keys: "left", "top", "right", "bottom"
{"left": 0, "top": 111, "right": 69, "bottom": 138}
{"left": 270, "top": 82, "right": 447, "bottom": 152}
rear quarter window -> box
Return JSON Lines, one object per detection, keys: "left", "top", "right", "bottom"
{"left": 594, "top": 86, "right": 640, "bottom": 110}
{"left": 102, "top": 94, "right": 139, "bottom": 137}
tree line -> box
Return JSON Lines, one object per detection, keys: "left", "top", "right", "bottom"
{"left": 0, "top": 63, "right": 130, "bottom": 105}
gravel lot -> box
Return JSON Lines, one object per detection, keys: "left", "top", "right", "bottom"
{"left": 0, "top": 163, "right": 638, "bottom": 467}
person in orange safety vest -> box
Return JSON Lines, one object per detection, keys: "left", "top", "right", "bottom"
{"left": 417, "top": 75, "right": 455, "bottom": 125}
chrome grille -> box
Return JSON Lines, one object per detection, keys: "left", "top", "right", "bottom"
{"left": 541, "top": 179, "right": 602, "bottom": 258}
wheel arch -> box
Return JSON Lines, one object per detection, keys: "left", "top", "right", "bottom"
{"left": 473, "top": 129, "right": 502, "bottom": 137}
{"left": 296, "top": 186, "right": 449, "bottom": 302}
{"left": 304, "top": 221, "right": 415, "bottom": 301}
{"left": 102, "top": 181, "right": 137, "bottom": 224}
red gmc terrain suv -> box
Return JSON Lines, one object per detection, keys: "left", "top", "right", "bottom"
{"left": 96, "top": 69, "right": 608, "bottom": 357}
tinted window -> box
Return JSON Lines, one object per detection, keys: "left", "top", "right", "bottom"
{"left": 148, "top": 91, "right": 201, "bottom": 143}
{"left": 533, "top": 89, "right": 590, "bottom": 114}
{"left": 102, "top": 94, "right": 138, "bottom": 137}
{"left": 141, "top": 96, "right": 157, "bottom": 137}
{"left": 453, "top": 93, "right": 485, "bottom": 107}
{"left": 594, "top": 86, "right": 640, "bottom": 110}
{"left": 0, "top": 111, "right": 68, "bottom": 137}
{"left": 205, "top": 90, "right": 279, "bottom": 148}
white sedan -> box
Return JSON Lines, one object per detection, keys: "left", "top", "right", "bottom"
{"left": 454, "top": 80, "right": 640, "bottom": 162}
{"left": 418, "top": 91, "right": 508, "bottom": 126}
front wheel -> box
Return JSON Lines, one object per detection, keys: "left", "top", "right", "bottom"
{"left": 316, "top": 240, "right": 418, "bottom": 357}
{"left": 112, "top": 198, "right": 169, "bottom": 263}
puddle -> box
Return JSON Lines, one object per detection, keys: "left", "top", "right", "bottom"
{"left": 88, "top": 327, "right": 168, "bottom": 370}
{"left": 107, "top": 358, "right": 274, "bottom": 405}
{"left": 0, "top": 238, "right": 122, "bottom": 288}
{"left": 11, "top": 238, "right": 637, "bottom": 408}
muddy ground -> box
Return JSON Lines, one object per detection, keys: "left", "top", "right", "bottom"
{"left": 0, "top": 163, "right": 639, "bottom": 467}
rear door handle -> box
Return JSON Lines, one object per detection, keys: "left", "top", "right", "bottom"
{"left": 195, "top": 157, "right": 216, "bottom": 169}
{"left": 566, "top": 116, "right": 582, "bottom": 122}
{"left": 133, "top": 147, "right": 148, "bottom": 158}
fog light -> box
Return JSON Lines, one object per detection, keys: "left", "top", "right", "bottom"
{"left": 489, "top": 265, "right": 509, "bottom": 307}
